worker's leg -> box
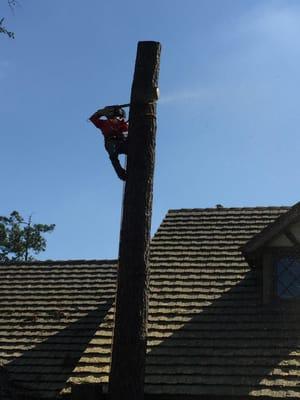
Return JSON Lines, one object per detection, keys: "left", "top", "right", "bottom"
{"left": 117, "top": 139, "right": 128, "bottom": 155}
{"left": 109, "top": 155, "right": 127, "bottom": 181}
{"left": 113, "top": 139, "right": 128, "bottom": 180}
{"left": 105, "top": 140, "right": 127, "bottom": 181}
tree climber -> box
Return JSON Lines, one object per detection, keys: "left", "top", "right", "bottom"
{"left": 89, "top": 106, "right": 128, "bottom": 181}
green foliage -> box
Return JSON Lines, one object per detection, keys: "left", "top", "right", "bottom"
{"left": 0, "top": 211, "right": 55, "bottom": 262}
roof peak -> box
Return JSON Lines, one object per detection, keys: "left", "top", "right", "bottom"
{"left": 242, "top": 201, "right": 300, "bottom": 257}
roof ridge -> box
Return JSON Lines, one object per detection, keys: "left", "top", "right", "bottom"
{"left": 0, "top": 259, "right": 117, "bottom": 266}
{"left": 168, "top": 206, "right": 291, "bottom": 213}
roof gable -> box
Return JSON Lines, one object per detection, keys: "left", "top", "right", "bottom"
{"left": 242, "top": 202, "right": 300, "bottom": 260}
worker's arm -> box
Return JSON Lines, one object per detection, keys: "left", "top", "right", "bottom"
{"left": 89, "top": 105, "right": 120, "bottom": 127}
{"left": 89, "top": 107, "right": 111, "bottom": 129}
{"left": 89, "top": 107, "right": 108, "bottom": 120}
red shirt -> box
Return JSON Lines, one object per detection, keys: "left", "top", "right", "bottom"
{"left": 90, "top": 115, "right": 128, "bottom": 139}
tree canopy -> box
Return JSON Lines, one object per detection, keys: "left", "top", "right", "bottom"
{"left": 0, "top": 211, "right": 55, "bottom": 262}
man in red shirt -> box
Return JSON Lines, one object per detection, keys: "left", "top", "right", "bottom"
{"left": 89, "top": 106, "right": 129, "bottom": 181}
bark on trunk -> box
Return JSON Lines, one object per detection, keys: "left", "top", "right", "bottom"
{"left": 108, "top": 41, "right": 161, "bottom": 400}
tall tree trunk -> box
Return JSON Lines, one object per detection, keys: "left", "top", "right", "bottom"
{"left": 109, "top": 41, "right": 161, "bottom": 400}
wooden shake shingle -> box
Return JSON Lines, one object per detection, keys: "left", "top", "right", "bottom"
{"left": 2, "top": 206, "right": 300, "bottom": 399}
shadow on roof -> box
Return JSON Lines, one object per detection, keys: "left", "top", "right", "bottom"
{"left": 2, "top": 300, "right": 114, "bottom": 399}
{"left": 145, "top": 270, "right": 300, "bottom": 398}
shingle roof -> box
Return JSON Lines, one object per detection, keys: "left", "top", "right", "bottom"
{"left": 2, "top": 206, "right": 300, "bottom": 399}
{"left": 0, "top": 260, "right": 117, "bottom": 399}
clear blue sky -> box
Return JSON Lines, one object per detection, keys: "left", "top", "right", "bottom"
{"left": 2, "top": 0, "right": 300, "bottom": 261}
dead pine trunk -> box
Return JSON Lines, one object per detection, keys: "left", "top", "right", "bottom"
{"left": 108, "top": 41, "right": 161, "bottom": 400}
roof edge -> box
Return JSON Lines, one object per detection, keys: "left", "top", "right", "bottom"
{"left": 168, "top": 206, "right": 291, "bottom": 213}
{"left": 0, "top": 259, "right": 118, "bottom": 266}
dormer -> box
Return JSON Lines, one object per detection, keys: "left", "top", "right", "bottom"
{"left": 242, "top": 202, "right": 300, "bottom": 304}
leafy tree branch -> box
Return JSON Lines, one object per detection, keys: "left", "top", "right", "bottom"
{"left": 0, "top": 211, "right": 55, "bottom": 262}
